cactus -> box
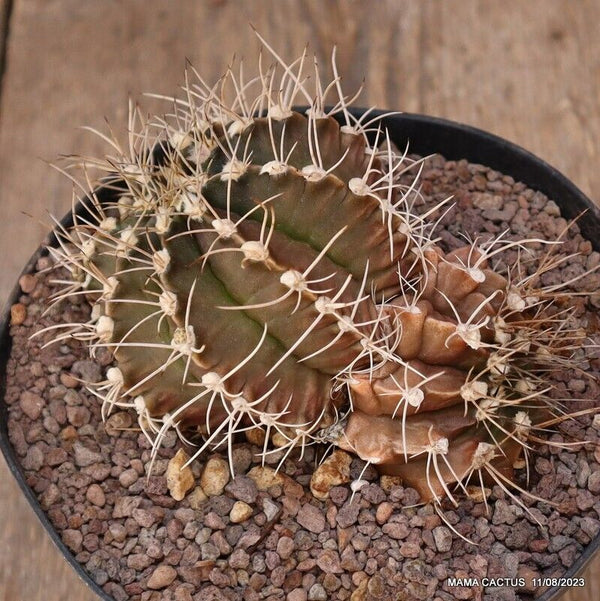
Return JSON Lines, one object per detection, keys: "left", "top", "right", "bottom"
{"left": 46, "top": 41, "right": 592, "bottom": 510}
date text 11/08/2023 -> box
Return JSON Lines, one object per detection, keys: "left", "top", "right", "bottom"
{"left": 446, "top": 577, "right": 586, "bottom": 588}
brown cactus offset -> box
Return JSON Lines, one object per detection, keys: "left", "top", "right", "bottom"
{"left": 45, "top": 40, "right": 593, "bottom": 512}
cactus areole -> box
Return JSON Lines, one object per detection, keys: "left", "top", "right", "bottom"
{"left": 50, "top": 48, "right": 590, "bottom": 507}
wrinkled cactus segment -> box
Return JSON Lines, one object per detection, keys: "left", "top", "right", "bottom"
{"left": 50, "top": 46, "right": 590, "bottom": 507}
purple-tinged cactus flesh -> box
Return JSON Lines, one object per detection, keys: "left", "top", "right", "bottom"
{"left": 45, "top": 44, "right": 595, "bottom": 510}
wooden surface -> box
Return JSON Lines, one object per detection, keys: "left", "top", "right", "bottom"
{"left": 0, "top": 1, "right": 599, "bottom": 599}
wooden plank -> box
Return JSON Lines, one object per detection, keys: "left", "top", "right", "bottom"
{"left": 0, "top": 1, "right": 598, "bottom": 600}
{"left": 419, "top": 0, "right": 600, "bottom": 202}
{"left": 0, "top": 0, "right": 11, "bottom": 84}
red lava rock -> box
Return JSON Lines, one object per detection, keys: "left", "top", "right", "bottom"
{"left": 145, "top": 475, "right": 168, "bottom": 496}
{"left": 249, "top": 573, "right": 267, "bottom": 591}
{"left": 400, "top": 542, "right": 421, "bottom": 558}
{"left": 68, "top": 514, "right": 84, "bottom": 530}
{"left": 83, "top": 533, "right": 99, "bottom": 552}
{"left": 19, "top": 274, "right": 37, "bottom": 293}
{"left": 19, "top": 391, "right": 44, "bottom": 420}
{"left": 287, "top": 588, "right": 307, "bottom": 601}
{"left": 147, "top": 565, "right": 177, "bottom": 590}
{"left": 224, "top": 475, "right": 258, "bottom": 504}
{"left": 59, "top": 372, "right": 79, "bottom": 388}
{"left": 164, "top": 548, "right": 183, "bottom": 566}
{"left": 335, "top": 501, "right": 360, "bottom": 528}
{"left": 124, "top": 583, "right": 143, "bottom": 596}
{"left": 340, "top": 546, "right": 362, "bottom": 571}
{"left": 228, "top": 549, "right": 250, "bottom": 570}
{"left": 296, "top": 503, "right": 326, "bottom": 534}
{"left": 576, "top": 489, "right": 596, "bottom": 511}
{"left": 277, "top": 536, "right": 295, "bottom": 560}
{"left": 375, "top": 501, "right": 394, "bottom": 524}
{"left": 166, "top": 518, "right": 184, "bottom": 541}
{"left": 72, "top": 359, "right": 102, "bottom": 383}
{"left": 329, "top": 486, "right": 349, "bottom": 506}
{"left": 22, "top": 445, "right": 44, "bottom": 471}
{"left": 382, "top": 521, "right": 410, "bottom": 540}
{"left": 326, "top": 504, "right": 337, "bottom": 528}
{"left": 112, "top": 495, "right": 141, "bottom": 518}
{"left": 118, "top": 467, "right": 139, "bottom": 488}
{"left": 588, "top": 470, "right": 600, "bottom": 493}
{"left": 282, "top": 495, "right": 300, "bottom": 517}
{"left": 178, "top": 561, "right": 215, "bottom": 586}
{"left": 47, "top": 508, "right": 67, "bottom": 530}
{"left": 322, "top": 573, "right": 342, "bottom": 592}
{"left": 45, "top": 447, "right": 68, "bottom": 466}
{"left": 40, "top": 482, "right": 61, "bottom": 509}
{"left": 103, "top": 582, "right": 128, "bottom": 601}
{"left": 270, "top": 565, "right": 287, "bottom": 587}
{"left": 316, "top": 549, "right": 343, "bottom": 574}
{"left": 211, "top": 531, "right": 232, "bottom": 556}
{"left": 60, "top": 425, "right": 77, "bottom": 441}
{"left": 517, "top": 565, "right": 540, "bottom": 593}
{"left": 66, "top": 405, "right": 91, "bottom": 427}
{"left": 432, "top": 526, "right": 453, "bottom": 552}
{"left": 423, "top": 514, "right": 441, "bottom": 530}
{"left": 131, "top": 507, "right": 157, "bottom": 528}
{"left": 283, "top": 479, "right": 304, "bottom": 499}
{"left": 85, "top": 484, "right": 106, "bottom": 507}
{"left": 558, "top": 544, "right": 578, "bottom": 567}
{"left": 73, "top": 442, "right": 103, "bottom": 467}
{"left": 108, "top": 522, "right": 127, "bottom": 543}
{"left": 237, "top": 530, "right": 261, "bottom": 550}
{"left": 296, "top": 558, "right": 317, "bottom": 571}
{"left": 62, "top": 529, "right": 83, "bottom": 553}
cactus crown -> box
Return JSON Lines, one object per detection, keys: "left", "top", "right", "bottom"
{"left": 45, "top": 40, "right": 593, "bottom": 513}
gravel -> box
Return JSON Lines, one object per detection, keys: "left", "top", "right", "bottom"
{"left": 5, "top": 154, "right": 600, "bottom": 601}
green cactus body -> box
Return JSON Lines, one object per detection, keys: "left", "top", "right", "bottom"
{"left": 50, "top": 49, "right": 588, "bottom": 505}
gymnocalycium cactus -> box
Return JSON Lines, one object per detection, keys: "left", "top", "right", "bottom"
{"left": 46, "top": 41, "right": 592, "bottom": 510}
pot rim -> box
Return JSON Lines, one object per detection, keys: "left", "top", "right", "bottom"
{"left": 1, "top": 109, "right": 598, "bottom": 601}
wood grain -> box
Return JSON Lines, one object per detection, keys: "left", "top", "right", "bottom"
{"left": 0, "top": 1, "right": 598, "bottom": 600}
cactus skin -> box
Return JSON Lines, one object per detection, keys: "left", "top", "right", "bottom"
{"left": 50, "top": 47, "right": 589, "bottom": 506}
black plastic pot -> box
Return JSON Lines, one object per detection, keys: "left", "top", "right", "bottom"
{"left": 1, "top": 110, "right": 598, "bottom": 601}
